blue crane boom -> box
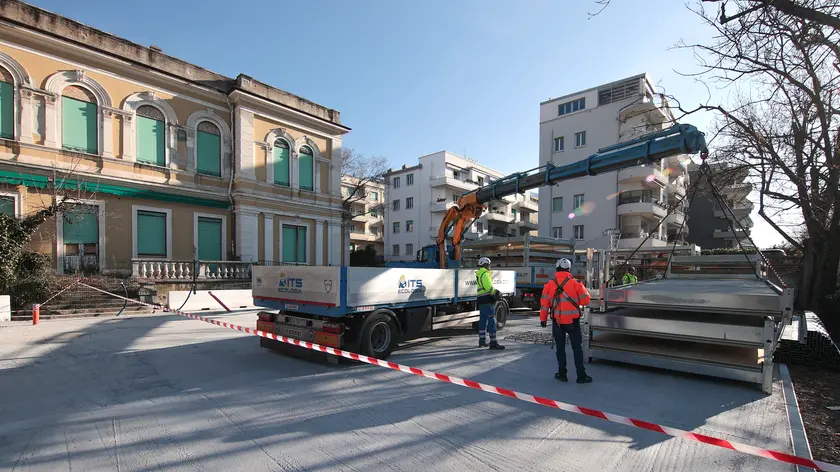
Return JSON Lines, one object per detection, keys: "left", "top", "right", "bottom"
{"left": 434, "top": 123, "right": 709, "bottom": 268}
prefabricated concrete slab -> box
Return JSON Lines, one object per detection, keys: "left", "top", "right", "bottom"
{"left": 0, "top": 311, "right": 798, "bottom": 472}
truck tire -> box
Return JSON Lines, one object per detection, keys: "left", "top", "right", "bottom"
{"left": 360, "top": 312, "right": 398, "bottom": 360}
{"left": 494, "top": 301, "right": 508, "bottom": 330}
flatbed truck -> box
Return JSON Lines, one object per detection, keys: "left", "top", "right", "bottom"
{"left": 252, "top": 123, "right": 709, "bottom": 360}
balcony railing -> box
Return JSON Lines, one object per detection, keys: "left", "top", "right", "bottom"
{"left": 132, "top": 260, "right": 253, "bottom": 281}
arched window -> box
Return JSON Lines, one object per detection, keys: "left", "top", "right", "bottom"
{"left": 62, "top": 85, "right": 97, "bottom": 154}
{"left": 298, "top": 145, "right": 314, "bottom": 191}
{"left": 136, "top": 105, "right": 165, "bottom": 166}
{"left": 274, "top": 139, "right": 290, "bottom": 186}
{"left": 0, "top": 67, "right": 13, "bottom": 139}
{"left": 196, "top": 121, "right": 221, "bottom": 176}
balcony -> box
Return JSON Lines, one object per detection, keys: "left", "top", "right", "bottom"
{"left": 485, "top": 211, "right": 514, "bottom": 223}
{"left": 617, "top": 193, "right": 667, "bottom": 218}
{"left": 430, "top": 176, "right": 476, "bottom": 191}
{"left": 430, "top": 200, "right": 457, "bottom": 213}
{"left": 667, "top": 180, "right": 686, "bottom": 196}
{"left": 369, "top": 216, "right": 384, "bottom": 226}
{"left": 618, "top": 93, "right": 670, "bottom": 123}
{"left": 513, "top": 197, "right": 539, "bottom": 212}
{"left": 617, "top": 234, "right": 668, "bottom": 249}
{"left": 713, "top": 228, "right": 749, "bottom": 239}
{"left": 349, "top": 230, "right": 380, "bottom": 242}
{"left": 722, "top": 182, "right": 752, "bottom": 199}
{"left": 664, "top": 210, "right": 685, "bottom": 225}
{"left": 618, "top": 166, "right": 667, "bottom": 187}
{"left": 515, "top": 219, "right": 539, "bottom": 231}
{"left": 714, "top": 200, "right": 754, "bottom": 218}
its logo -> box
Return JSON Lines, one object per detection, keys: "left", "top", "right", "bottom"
{"left": 539, "top": 268, "right": 545, "bottom": 274}
{"left": 324, "top": 280, "right": 333, "bottom": 293}
{"left": 278, "top": 272, "right": 304, "bottom": 294}
{"left": 398, "top": 274, "right": 424, "bottom": 294}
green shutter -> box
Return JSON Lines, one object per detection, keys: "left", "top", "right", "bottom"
{"left": 63, "top": 207, "right": 98, "bottom": 244}
{"left": 299, "top": 152, "right": 313, "bottom": 190}
{"left": 136, "top": 115, "right": 165, "bottom": 166}
{"left": 136, "top": 210, "right": 167, "bottom": 257}
{"left": 0, "top": 196, "right": 14, "bottom": 215}
{"left": 196, "top": 131, "right": 221, "bottom": 176}
{"left": 274, "top": 145, "right": 290, "bottom": 186}
{"left": 0, "top": 81, "right": 13, "bottom": 139}
{"left": 282, "top": 225, "right": 307, "bottom": 263}
{"left": 197, "top": 217, "right": 222, "bottom": 261}
{"left": 297, "top": 226, "right": 307, "bottom": 262}
{"left": 62, "top": 96, "right": 97, "bottom": 154}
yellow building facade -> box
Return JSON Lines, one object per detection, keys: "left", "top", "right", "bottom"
{"left": 0, "top": 1, "right": 350, "bottom": 274}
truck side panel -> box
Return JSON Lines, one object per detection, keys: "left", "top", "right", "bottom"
{"left": 346, "top": 268, "right": 457, "bottom": 307}
{"left": 456, "top": 269, "right": 516, "bottom": 297}
{"left": 253, "top": 266, "right": 342, "bottom": 307}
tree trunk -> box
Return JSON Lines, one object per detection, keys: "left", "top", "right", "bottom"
{"left": 798, "top": 234, "right": 840, "bottom": 340}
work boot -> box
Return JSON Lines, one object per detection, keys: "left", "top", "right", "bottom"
{"left": 488, "top": 341, "right": 505, "bottom": 350}
{"left": 576, "top": 375, "right": 593, "bottom": 384}
{"left": 478, "top": 341, "right": 487, "bottom": 348}
{"left": 555, "top": 372, "right": 568, "bottom": 382}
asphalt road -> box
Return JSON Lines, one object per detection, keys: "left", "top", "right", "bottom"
{"left": 0, "top": 310, "right": 795, "bottom": 471}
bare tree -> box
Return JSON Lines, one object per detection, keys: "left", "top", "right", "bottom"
{"left": 339, "top": 148, "right": 388, "bottom": 265}
{"left": 667, "top": 1, "right": 840, "bottom": 337}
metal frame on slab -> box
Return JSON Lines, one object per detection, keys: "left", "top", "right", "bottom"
{"left": 585, "top": 254, "right": 794, "bottom": 394}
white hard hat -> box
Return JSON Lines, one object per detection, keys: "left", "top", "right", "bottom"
{"left": 478, "top": 257, "right": 491, "bottom": 266}
{"left": 556, "top": 258, "right": 572, "bottom": 270}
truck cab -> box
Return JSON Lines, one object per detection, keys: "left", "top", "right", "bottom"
{"left": 386, "top": 244, "right": 462, "bottom": 269}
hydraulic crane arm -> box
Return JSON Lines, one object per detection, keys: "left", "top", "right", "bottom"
{"left": 436, "top": 123, "right": 709, "bottom": 268}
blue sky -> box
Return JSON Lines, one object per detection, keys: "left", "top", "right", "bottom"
{"left": 31, "top": 0, "right": 784, "bottom": 247}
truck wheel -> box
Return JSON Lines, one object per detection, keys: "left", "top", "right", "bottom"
{"left": 494, "top": 301, "right": 508, "bottom": 330}
{"left": 360, "top": 312, "right": 397, "bottom": 360}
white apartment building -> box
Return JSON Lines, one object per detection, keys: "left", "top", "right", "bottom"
{"left": 341, "top": 176, "right": 385, "bottom": 256}
{"left": 538, "top": 74, "right": 691, "bottom": 250}
{"left": 384, "top": 153, "right": 539, "bottom": 262}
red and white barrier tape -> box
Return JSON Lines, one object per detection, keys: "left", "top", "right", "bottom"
{"left": 77, "top": 283, "right": 838, "bottom": 472}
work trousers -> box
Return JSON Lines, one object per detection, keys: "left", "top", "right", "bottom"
{"left": 478, "top": 302, "right": 497, "bottom": 344}
{"left": 552, "top": 318, "right": 586, "bottom": 378}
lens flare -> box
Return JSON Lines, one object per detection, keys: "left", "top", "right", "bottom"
{"left": 568, "top": 212, "right": 575, "bottom": 219}
{"left": 645, "top": 174, "right": 656, "bottom": 183}
{"left": 606, "top": 192, "right": 620, "bottom": 201}
{"left": 581, "top": 201, "right": 596, "bottom": 214}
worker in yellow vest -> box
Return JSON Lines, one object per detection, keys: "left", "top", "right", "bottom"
{"left": 622, "top": 266, "right": 638, "bottom": 285}
{"left": 476, "top": 257, "right": 505, "bottom": 350}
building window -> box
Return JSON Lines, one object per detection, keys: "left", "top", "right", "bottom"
{"left": 136, "top": 210, "right": 167, "bottom": 257}
{"left": 0, "top": 75, "right": 13, "bottom": 139}
{"left": 574, "top": 225, "right": 584, "bottom": 240}
{"left": 392, "top": 244, "right": 400, "bottom": 256}
{"left": 393, "top": 222, "right": 400, "bottom": 233}
{"left": 282, "top": 224, "right": 307, "bottom": 263}
{"left": 136, "top": 105, "right": 165, "bottom": 167}
{"left": 0, "top": 196, "right": 15, "bottom": 216}
{"left": 369, "top": 190, "right": 378, "bottom": 201}
{"left": 370, "top": 207, "right": 377, "bottom": 218}
{"left": 558, "top": 97, "right": 586, "bottom": 116}
{"left": 452, "top": 170, "right": 461, "bottom": 180}
{"left": 61, "top": 86, "right": 98, "bottom": 154}
{"left": 393, "top": 176, "right": 400, "bottom": 188}
{"left": 552, "top": 227, "right": 563, "bottom": 238}
{"left": 452, "top": 193, "right": 461, "bottom": 203}
{"left": 406, "top": 174, "right": 414, "bottom": 186}
{"left": 196, "top": 216, "right": 223, "bottom": 262}
{"left": 196, "top": 121, "right": 222, "bottom": 176}
{"left": 392, "top": 200, "right": 400, "bottom": 211}
{"left": 406, "top": 243, "right": 413, "bottom": 254}
{"left": 406, "top": 220, "right": 414, "bottom": 232}
{"left": 298, "top": 146, "right": 314, "bottom": 191}
{"left": 406, "top": 197, "right": 414, "bottom": 209}
{"left": 575, "top": 131, "right": 586, "bottom": 148}
{"left": 552, "top": 197, "right": 563, "bottom": 212}
{"left": 274, "top": 139, "right": 291, "bottom": 186}
{"left": 573, "top": 194, "right": 584, "bottom": 209}
{"left": 476, "top": 222, "right": 483, "bottom": 233}
{"left": 477, "top": 176, "right": 484, "bottom": 186}
{"left": 553, "top": 136, "right": 564, "bottom": 152}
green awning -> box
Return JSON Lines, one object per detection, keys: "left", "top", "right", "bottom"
{"left": 0, "top": 170, "right": 229, "bottom": 209}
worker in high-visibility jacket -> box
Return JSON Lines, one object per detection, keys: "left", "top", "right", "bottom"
{"left": 540, "top": 258, "right": 593, "bottom": 383}
{"left": 622, "top": 266, "right": 638, "bottom": 285}
{"left": 476, "top": 257, "right": 505, "bottom": 350}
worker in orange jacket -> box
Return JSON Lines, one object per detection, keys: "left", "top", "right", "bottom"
{"left": 540, "top": 258, "right": 593, "bottom": 384}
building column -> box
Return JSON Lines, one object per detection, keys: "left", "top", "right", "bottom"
{"left": 234, "top": 107, "right": 256, "bottom": 179}
{"left": 291, "top": 152, "right": 299, "bottom": 190}
{"left": 330, "top": 138, "right": 342, "bottom": 197}
{"left": 315, "top": 219, "right": 324, "bottom": 265}
{"left": 314, "top": 162, "right": 321, "bottom": 193}
{"left": 235, "top": 209, "right": 259, "bottom": 262}
{"left": 265, "top": 142, "right": 274, "bottom": 184}
{"left": 328, "top": 221, "right": 342, "bottom": 266}
{"left": 18, "top": 89, "right": 33, "bottom": 144}
{"left": 101, "top": 109, "right": 114, "bottom": 158}
{"left": 264, "top": 214, "right": 274, "bottom": 263}
{"left": 43, "top": 94, "right": 57, "bottom": 148}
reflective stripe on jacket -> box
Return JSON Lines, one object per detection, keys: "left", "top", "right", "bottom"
{"left": 623, "top": 274, "right": 638, "bottom": 284}
{"left": 476, "top": 267, "right": 493, "bottom": 295}
{"left": 539, "top": 271, "right": 591, "bottom": 325}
